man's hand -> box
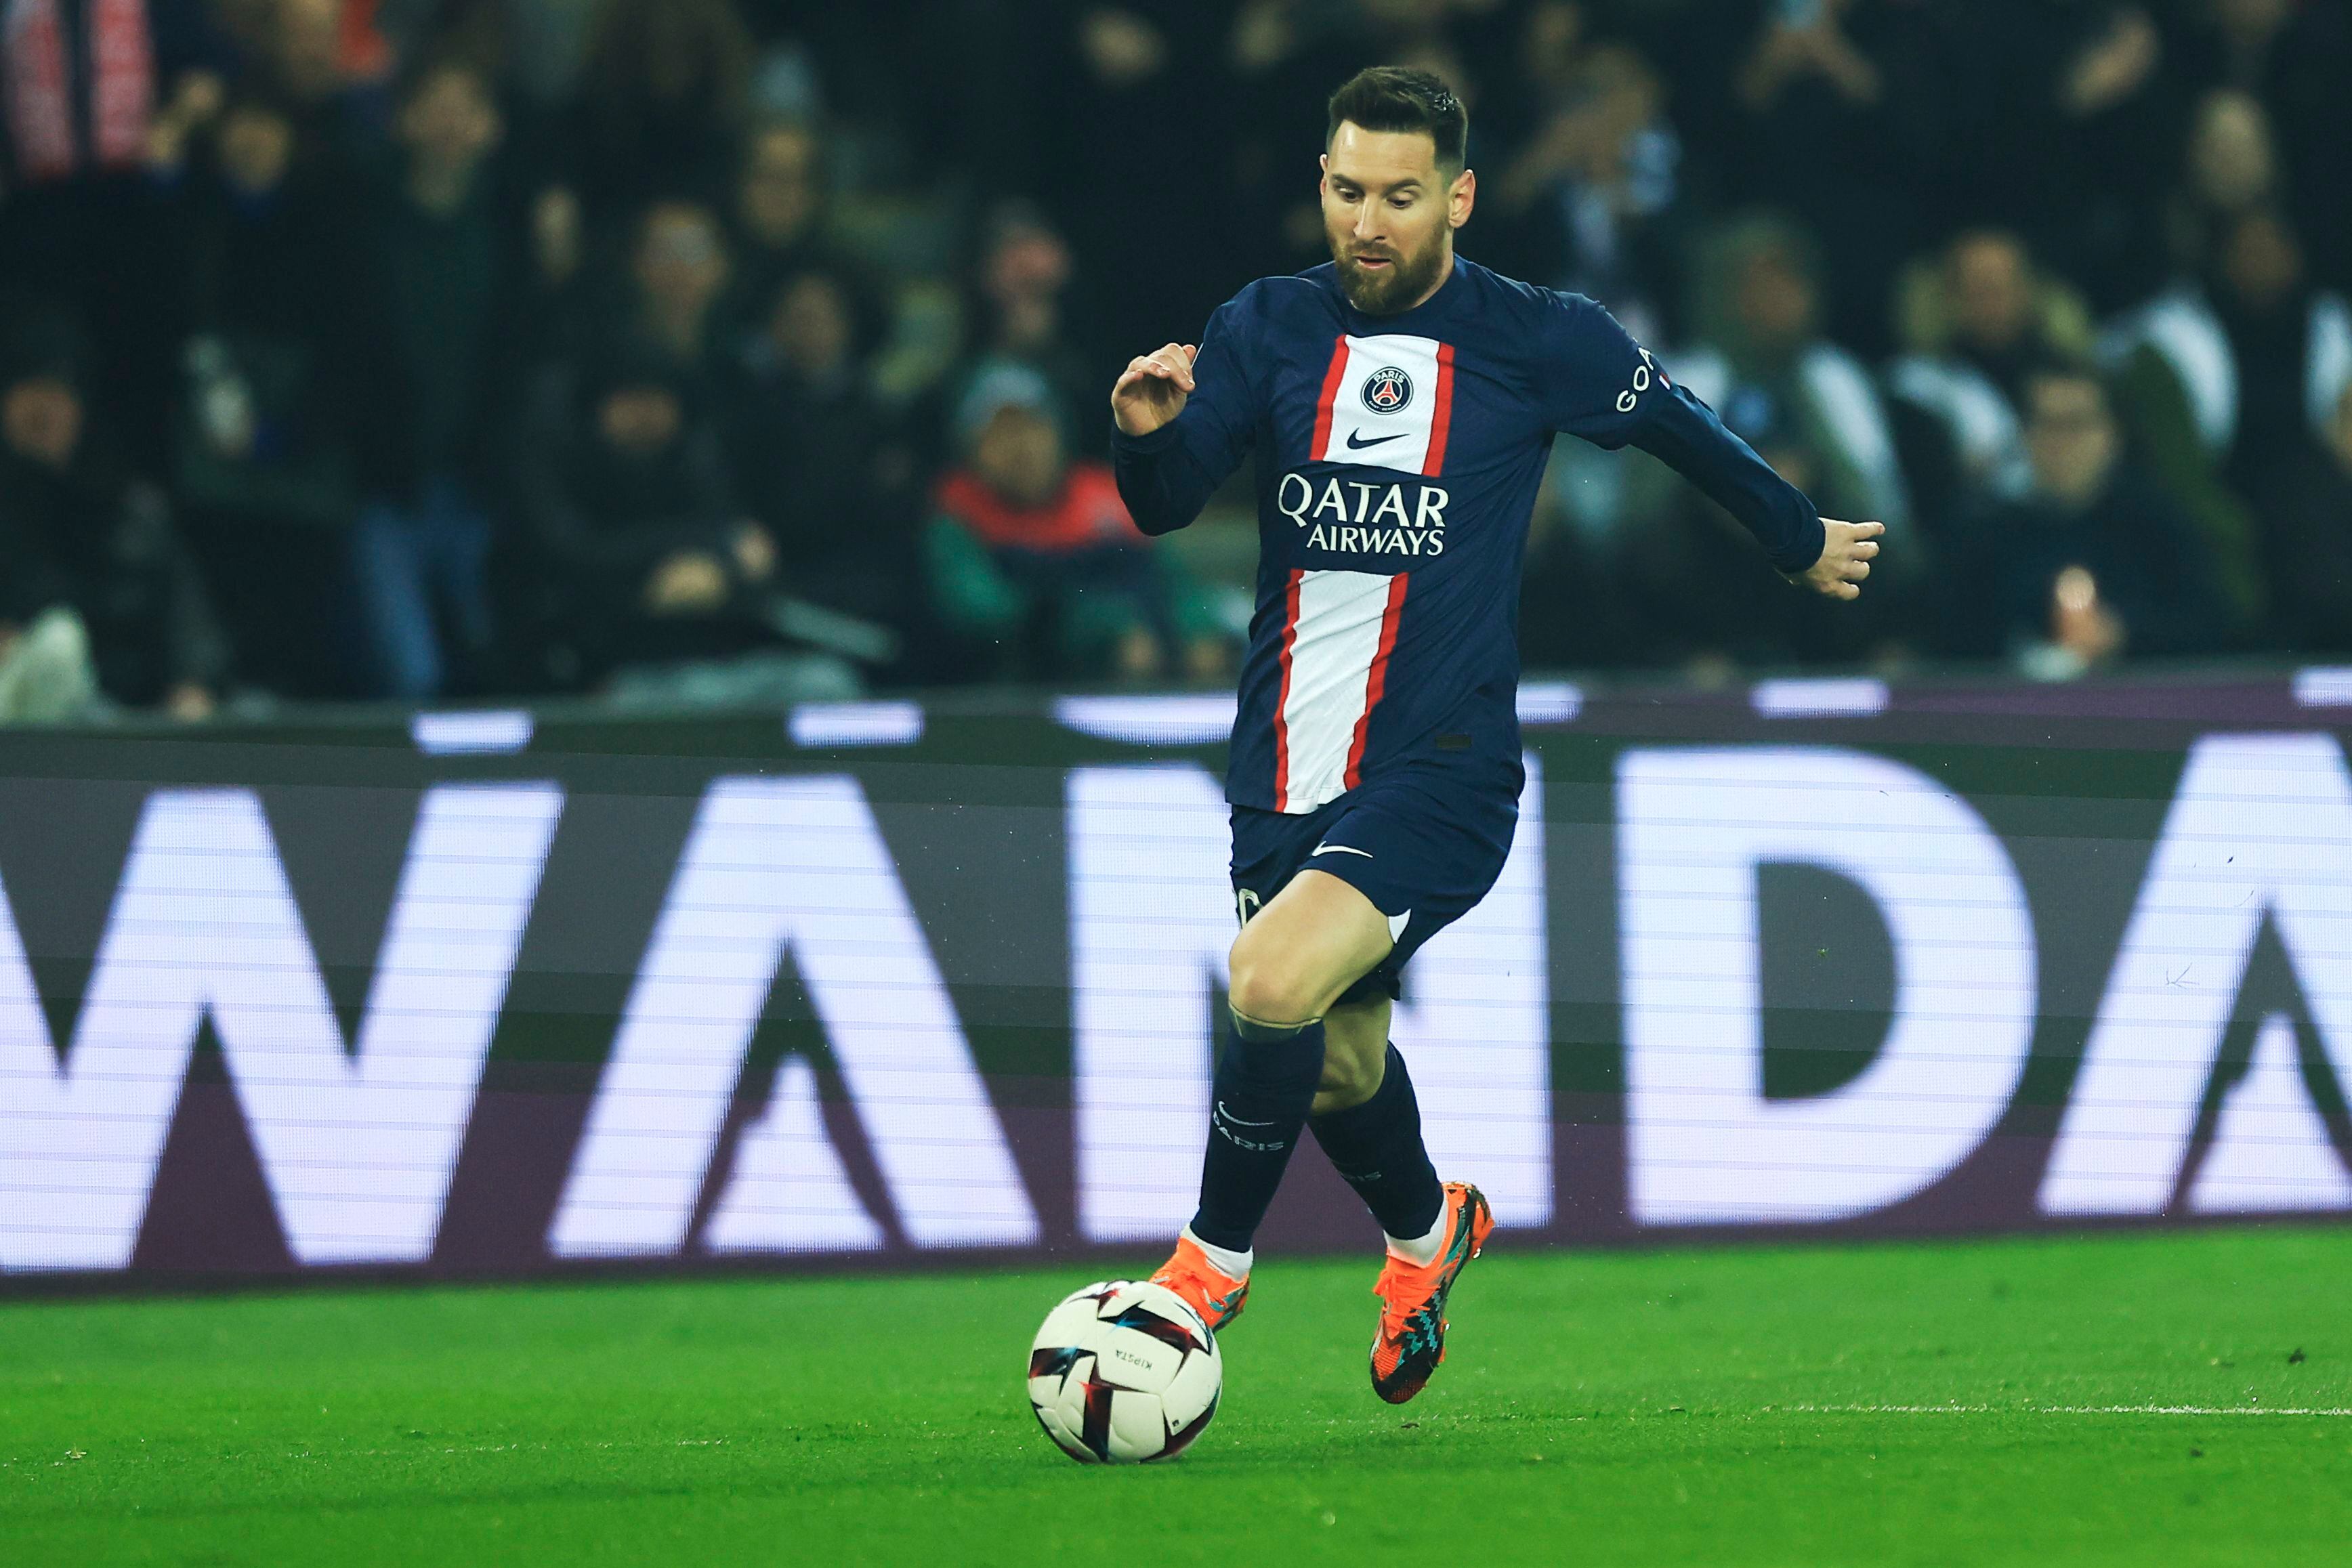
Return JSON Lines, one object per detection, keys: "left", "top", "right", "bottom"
{"left": 1799, "top": 517, "right": 1884, "bottom": 601}
{"left": 1112, "top": 342, "right": 1196, "bottom": 436}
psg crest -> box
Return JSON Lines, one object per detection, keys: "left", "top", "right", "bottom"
{"left": 1360, "top": 366, "right": 1413, "bottom": 414}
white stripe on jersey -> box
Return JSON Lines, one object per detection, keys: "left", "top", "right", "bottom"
{"left": 1312, "top": 334, "right": 1446, "bottom": 475}
{"left": 1278, "top": 568, "right": 1405, "bottom": 813}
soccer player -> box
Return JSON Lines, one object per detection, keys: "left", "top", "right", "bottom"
{"left": 1112, "top": 66, "right": 1882, "bottom": 1403}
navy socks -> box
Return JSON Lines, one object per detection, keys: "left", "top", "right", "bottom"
{"left": 1309, "top": 1044, "right": 1444, "bottom": 1242}
{"left": 1187, "top": 1015, "right": 1326, "bottom": 1253}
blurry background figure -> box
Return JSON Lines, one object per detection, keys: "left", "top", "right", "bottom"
{"left": 1944, "top": 365, "right": 2227, "bottom": 675}
{"left": 348, "top": 55, "right": 516, "bottom": 699}
{"left": 723, "top": 260, "right": 919, "bottom": 663}
{"left": 2101, "top": 91, "right": 2351, "bottom": 630}
{"left": 1045, "top": 3, "right": 1236, "bottom": 366}
{"left": 1889, "top": 229, "right": 2095, "bottom": 533}
{"left": 927, "top": 360, "right": 1220, "bottom": 683}
{"left": 721, "top": 117, "right": 856, "bottom": 345}
{"left": 1487, "top": 7, "right": 1685, "bottom": 345}
{"left": 957, "top": 200, "right": 1105, "bottom": 457}
{"left": 2252, "top": 383, "right": 2352, "bottom": 654}
{"left": 157, "top": 87, "right": 375, "bottom": 696}
{"left": 513, "top": 326, "right": 792, "bottom": 693}
{"left": 562, "top": 0, "right": 750, "bottom": 225}
{"left": 0, "top": 297, "right": 225, "bottom": 721}
{"left": 1726, "top": 0, "right": 1950, "bottom": 356}
{"left": 2206, "top": 209, "right": 2352, "bottom": 523}
{"left": 624, "top": 196, "right": 730, "bottom": 376}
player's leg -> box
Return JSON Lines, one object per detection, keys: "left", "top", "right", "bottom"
{"left": 1299, "top": 767, "right": 1517, "bottom": 1402}
{"left": 1308, "top": 996, "right": 1446, "bottom": 1252}
{"left": 1309, "top": 992, "right": 1492, "bottom": 1401}
{"left": 1152, "top": 869, "right": 1391, "bottom": 1328}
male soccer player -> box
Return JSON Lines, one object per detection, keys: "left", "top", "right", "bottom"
{"left": 1112, "top": 67, "right": 1882, "bottom": 1403}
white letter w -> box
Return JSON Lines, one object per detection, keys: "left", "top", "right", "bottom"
{"left": 0, "top": 785, "right": 562, "bottom": 1271}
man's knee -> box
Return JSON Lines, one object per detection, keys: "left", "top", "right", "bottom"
{"left": 1227, "top": 931, "right": 1327, "bottom": 1029}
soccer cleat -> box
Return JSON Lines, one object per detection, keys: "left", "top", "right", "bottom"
{"left": 1368, "top": 1181, "right": 1494, "bottom": 1404}
{"left": 1149, "top": 1234, "right": 1251, "bottom": 1332}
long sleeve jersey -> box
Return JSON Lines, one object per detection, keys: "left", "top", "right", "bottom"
{"left": 1114, "top": 256, "right": 1825, "bottom": 813}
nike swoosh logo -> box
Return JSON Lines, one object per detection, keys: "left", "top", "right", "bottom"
{"left": 1312, "top": 842, "right": 1374, "bottom": 859}
{"left": 1345, "top": 430, "right": 1407, "bottom": 449}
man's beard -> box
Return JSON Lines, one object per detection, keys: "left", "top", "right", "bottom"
{"left": 1332, "top": 233, "right": 1450, "bottom": 314}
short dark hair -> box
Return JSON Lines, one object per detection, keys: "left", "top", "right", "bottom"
{"left": 1326, "top": 66, "right": 1467, "bottom": 173}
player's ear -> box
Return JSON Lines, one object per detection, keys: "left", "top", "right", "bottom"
{"left": 1448, "top": 167, "right": 1475, "bottom": 230}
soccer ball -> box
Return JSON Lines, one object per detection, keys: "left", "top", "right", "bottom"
{"left": 1026, "top": 1279, "right": 1222, "bottom": 1464}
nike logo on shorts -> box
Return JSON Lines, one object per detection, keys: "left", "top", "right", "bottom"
{"left": 1345, "top": 429, "right": 1407, "bottom": 450}
{"left": 1312, "top": 842, "right": 1374, "bottom": 859}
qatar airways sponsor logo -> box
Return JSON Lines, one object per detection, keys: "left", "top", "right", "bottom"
{"left": 1275, "top": 469, "right": 1448, "bottom": 555}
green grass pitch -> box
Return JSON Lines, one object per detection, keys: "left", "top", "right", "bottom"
{"left": 3, "top": 1225, "right": 2348, "bottom": 1565}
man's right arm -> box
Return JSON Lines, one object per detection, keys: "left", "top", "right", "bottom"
{"left": 1111, "top": 298, "right": 1257, "bottom": 536}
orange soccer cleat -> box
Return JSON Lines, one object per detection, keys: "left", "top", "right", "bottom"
{"left": 1368, "top": 1182, "right": 1494, "bottom": 1404}
{"left": 1149, "top": 1233, "right": 1251, "bottom": 1332}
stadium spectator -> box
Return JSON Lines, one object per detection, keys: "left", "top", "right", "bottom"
{"left": 0, "top": 301, "right": 226, "bottom": 718}
{"left": 1944, "top": 366, "right": 2229, "bottom": 673}
{"left": 1726, "top": 0, "right": 1954, "bottom": 355}
{"left": 347, "top": 56, "right": 519, "bottom": 699}
{"left": 0, "top": 0, "right": 246, "bottom": 475}
{"left": 2207, "top": 209, "right": 2352, "bottom": 513}
{"left": 720, "top": 118, "right": 853, "bottom": 343}
{"left": 563, "top": 0, "right": 751, "bottom": 224}
{"left": 927, "top": 359, "right": 1215, "bottom": 682}
{"left": 2250, "top": 383, "right": 2352, "bottom": 654}
{"left": 154, "top": 89, "right": 379, "bottom": 694}
{"left": 622, "top": 196, "right": 732, "bottom": 378}
{"left": 1486, "top": 23, "right": 1685, "bottom": 346}
{"left": 958, "top": 200, "right": 1105, "bottom": 456}
{"left": 1888, "top": 230, "right": 2095, "bottom": 524}
{"left": 0, "top": 0, "right": 160, "bottom": 302}
{"left": 2173, "top": 0, "right": 2352, "bottom": 291}
{"left": 1670, "top": 213, "right": 1911, "bottom": 539}
{"left": 722, "top": 261, "right": 919, "bottom": 641}
{"left": 259, "top": 0, "right": 397, "bottom": 169}
{"left": 1045, "top": 3, "right": 1237, "bottom": 373}
{"left": 2102, "top": 121, "right": 2350, "bottom": 632}
{"left": 512, "top": 327, "right": 781, "bottom": 685}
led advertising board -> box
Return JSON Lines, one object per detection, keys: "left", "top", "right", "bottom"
{"left": 3, "top": 675, "right": 2348, "bottom": 1287}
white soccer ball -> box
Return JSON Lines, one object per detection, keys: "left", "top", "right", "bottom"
{"left": 1026, "top": 1279, "right": 1223, "bottom": 1464}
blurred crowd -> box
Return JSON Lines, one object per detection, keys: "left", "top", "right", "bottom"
{"left": 1, "top": 0, "right": 2349, "bottom": 720}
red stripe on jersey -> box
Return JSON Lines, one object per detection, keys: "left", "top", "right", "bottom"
{"left": 1272, "top": 569, "right": 1305, "bottom": 811}
{"left": 1307, "top": 337, "right": 1349, "bottom": 462}
{"left": 1342, "top": 574, "right": 1410, "bottom": 791}
{"left": 1421, "top": 343, "right": 1456, "bottom": 476}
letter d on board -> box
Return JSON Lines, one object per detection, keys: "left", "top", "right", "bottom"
{"left": 1616, "top": 748, "right": 2036, "bottom": 1225}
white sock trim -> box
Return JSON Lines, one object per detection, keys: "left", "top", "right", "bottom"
{"left": 1385, "top": 1207, "right": 1448, "bottom": 1268}
{"left": 1181, "top": 1225, "right": 1253, "bottom": 1281}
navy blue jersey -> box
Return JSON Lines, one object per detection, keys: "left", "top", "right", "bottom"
{"left": 1115, "top": 257, "right": 1824, "bottom": 813}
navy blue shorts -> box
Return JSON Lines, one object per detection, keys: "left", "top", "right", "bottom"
{"left": 1229, "top": 750, "right": 1522, "bottom": 1007}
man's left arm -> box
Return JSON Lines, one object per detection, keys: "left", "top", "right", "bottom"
{"left": 1545, "top": 295, "right": 1881, "bottom": 599}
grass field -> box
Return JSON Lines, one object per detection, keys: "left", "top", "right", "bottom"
{"left": 3, "top": 1226, "right": 2348, "bottom": 1566}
